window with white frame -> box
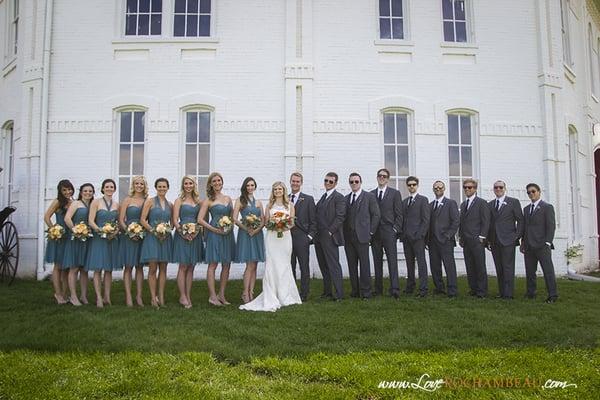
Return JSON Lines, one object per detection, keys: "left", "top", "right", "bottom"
{"left": 561, "top": 0, "right": 573, "bottom": 67}
{"left": 589, "top": 25, "right": 598, "bottom": 97}
{"left": 125, "top": 0, "right": 162, "bottom": 36}
{"left": 379, "top": 0, "right": 405, "bottom": 40}
{"left": 118, "top": 111, "right": 145, "bottom": 201}
{"left": 568, "top": 126, "right": 580, "bottom": 239}
{"left": 7, "top": 0, "right": 19, "bottom": 57}
{"left": 3, "top": 123, "right": 14, "bottom": 205}
{"left": 184, "top": 110, "right": 211, "bottom": 194}
{"left": 174, "top": 0, "right": 211, "bottom": 37}
{"left": 442, "top": 0, "right": 467, "bottom": 42}
{"left": 448, "top": 112, "right": 475, "bottom": 203}
{"left": 383, "top": 111, "right": 410, "bottom": 197}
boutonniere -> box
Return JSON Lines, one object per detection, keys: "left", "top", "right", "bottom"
{"left": 298, "top": 197, "right": 304, "bottom": 202}
{"left": 439, "top": 202, "right": 444, "bottom": 207}
{"left": 502, "top": 201, "right": 508, "bottom": 206}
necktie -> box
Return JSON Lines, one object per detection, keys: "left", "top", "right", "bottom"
{"left": 351, "top": 193, "right": 356, "bottom": 205}
{"left": 495, "top": 199, "right": 500, "bottom": 211}
{"left": 433, "top": 201, "right": 438, "bottom": 211}
{"left": 530, "top": 203, "right": 535, "bottom": 216}
{"left": 465, "top": 198, "right": 470, "bottom": 210}
{"left": 290, "top": 194, "right": 295, "bottom": 203}
{"left": 378, "top": 190, "right": 383, "bottom": 202}
{"left": 319, "top": 193, "right": 327, "bottom": 203}
{"left": 408, "top": 196, "right": 413, "bottom": 207}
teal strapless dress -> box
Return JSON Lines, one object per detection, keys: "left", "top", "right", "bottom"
{"left": 204, "top": 204, "right": 236, "bottom": 264}
{"left": 120, "top": 205, "right": 144, "bottom": 267}
{"left": 85, "top": 209, "right": 121, "bottom": 271}
{"left": 235, "top": 199, "right": 265, "bottom": 263}
{"left": 140, "top": 197, "right": 173, "bottom": 263}
{"left": 172, "top": 203, "right": 204, "bottom": 265}
{"left": 45, "top": 208, "right": 71, "bottom": 268}
{"left": 62, "top": 207, "right": 90, "bottom": 269}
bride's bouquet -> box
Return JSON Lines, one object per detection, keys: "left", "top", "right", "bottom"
{"left": 266, "top": 211, "right": 293, "bottom": 238}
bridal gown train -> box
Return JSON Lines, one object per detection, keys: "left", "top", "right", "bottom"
{"left": 239, "top": 204, "right": 302, "bottom": 312}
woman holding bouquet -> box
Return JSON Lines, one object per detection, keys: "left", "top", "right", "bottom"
{"left": 63, "top": 183, "right": 95, "bottom": 306}
{"left": 240, "top": 182, "right": 302, "bottom": 312}
{"left": 233, "top": 177, "right": 265, "bottom": 304}
{"left": 44, "top": 179, "right": 74, "bottom": 304}
{"left": 86, "top": 179, "right": 121, "bottom": 308}
{"left": 140, "top": 178, "right": 174, "bottom": 308}
{"left": 172, "top": 176, "right": 204, "bottom": 309}
{"left": 198, "top": 172, "right": 235, "bottom": 306}
{"left": 118, "top": 176, "right": 148, "bottom": 307}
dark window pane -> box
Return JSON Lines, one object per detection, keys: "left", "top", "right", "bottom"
{"left": 119, "top": 178, "right": 130, "bottom": 202}
{"left": 186, "top": 112, "right": 198, "bottom": 143}
{"left": 379, "top": 18, "right": 391, "bottom": 39}
{"left": 199, "top": 15, "right": 210, "bottom": 36}
{"left": 185, "top": 145, "right": 197, "bottom": 175}
{"left": 455, "top": 21, "right": 467, "bottom": 42}
{"left": 454, "top": 0, "right": 466, "bottom": 20}
{"left": 152, "top": 0, "right": 162, "bottom": 12}
{"left": 138, "top": 14, "right": 150, "bottom": 35}
{"left": 140, "top": 0, "right": 150, "bottom": 13}
{"left": 443, "top": 21, "right": 455, "bottom": 42}
{"left": 397, "top": 146, "right": 409, "bottom": 176}
{"left": 198, "top": 112, "right": 210, "bottom": 142}
{"left": 442, "top": 0, "right": 454, "bottom": 19}
{"left": 150, "top": 14, "right": 161, "bottom": 35}
{"left": 448, "top": 114, "right": 459, "bottom": 144}
{"left": 391, "top": 0, "right": 402, "bottom": 17}
{"left": 198, "top": 144, "right": 210, "bottom": 174}
{"left": 449, "top": 146, "right": 460, "bottom": 176}
{"left": 396, "top": 113, "right": 408, "bottom": 144}
{"left": 133, "top": 112, "right": 145, "bottom": 142}
{"left": 461, "top": 147, "right": 472, "bottom": 176}
{"left": 127, "top": 0, "right": 137, "bottom": 13}
{"left": 132, "top": 144, "right": 144, "bottom": 174}
{"left": 384, "top": 146, "right": 396, "bottom": 176}
{"left": 120, "top": 144, "right": 131, "bottom": 175}
{"left": 175, "top": 0, "right": 186, "bottom": 13}
{"left": 174, "top": 15, "right": 185, "bottom": 36}
{"left": 460, "top": 115, "right": 471, "bottom": 144}
{"left": 125, "top": 15, "right": 137, "bottom": 35}
{"left": 449, "top": 179, "right": 461, "bottom": 203}
{"left": 188, "top": 0, "right": 199, "bottom": 13}
{"left": 120, "top": 112, "right": 132, "bottom": 142}
{"left": 186, "top": 15, "right": 198, "bottom": 36}
{"left": 392, "top": 18, "right": 404, "bottom": 39}
{"left": 379, "top": 0, "right": 390, "bottom": 17}
{"left": 383, "top": 113, "right": 395, "bottom": 143}
{"left": 200, "top": 0, "right": 211, "bottom": 13}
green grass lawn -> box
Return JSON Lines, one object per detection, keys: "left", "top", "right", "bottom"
{"left": 0, "top": 277, "right": 599, "bottom": 399}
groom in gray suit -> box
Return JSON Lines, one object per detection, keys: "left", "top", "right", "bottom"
{"left": 343, "top": 172, "right": 380, "bottom": 299}
{"left": 289, "top": 172, "right": 317, "bottom": 302}
{"left": 315, "top": 172, "right": 346, "bottom": 301}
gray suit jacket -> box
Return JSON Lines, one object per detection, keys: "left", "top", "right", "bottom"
{"left": 402, "top": 194, "right": 430, "bottom": 241}
{"left": 488, "top": 196, "right": 524, "bottom": 247}
{"left": 428, "top": 197, "right": 459, "bottom": 245}
{"left": 291, "top": 192, "right": 317, "bottom": 242}
{"left": 522, "top": 201, "right": 555, "bottom": 250}
{"left": 315, "top": 190, "right": 346, "bottom": 246}
{"left": 459, "top": 196, "right": 491, "bottom": 241}
{"left": 344, "top": 191, "right": 381, "bottom": 244}
{"left": 371, "top": 187, "right": 403, "bottom": 236}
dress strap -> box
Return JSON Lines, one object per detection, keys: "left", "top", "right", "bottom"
{"left": 102, "top": 197, "right": 113, "bottom": 211}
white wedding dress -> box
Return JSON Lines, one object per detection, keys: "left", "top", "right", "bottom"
{"left": 239, "top": 204, "right": 302, "bottom": 312}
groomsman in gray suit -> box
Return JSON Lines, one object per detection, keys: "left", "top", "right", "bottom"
{"left": 487, "top": 180, "right": 524, "bottom": 299}
{"left": 289, "top": 172, "right": 317, "bottom": 302}
{"left": 371, "top": 168, "right": 403, "bottom": 298}
{"left": 344, "top": 172, "right": 380, "bottom": 299}
{"left": 402, "top": 176, "right": 431, "bottom": 297}
{"left": 459, "top": 178, "right": 491, "bottom": 298}
{"left": 521, "top": 183, "right": 558, "bottom": 303}
{"left": 315, "top": 172, "right": 346, "bottom": 301}
{"left": 427, "top": 181, "right": 459, "bottom": 297}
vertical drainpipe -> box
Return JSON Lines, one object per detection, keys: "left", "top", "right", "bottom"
{"left": 36, "top": 0, "right": 54, "bottom": 280}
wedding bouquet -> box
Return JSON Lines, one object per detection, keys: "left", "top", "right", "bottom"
{"left": 266, "top": 211, "right": 293, "bottom": 238}
{"left": 71, "top": 222, "right": 93, "bottom": 242}
{"left": 126, "top": 222, "right": 145, "bottom": 241}
{"left": 100, "top": 221, "right": 119, "bottom": 240}
{"left": 243, "top": 213, "right": 261, "bottom": 230}
{"left": 153, "top": 221, "right": 173, "bottom": 241}
{"left": 181, "top": 222, "right": 200, "bottom": 241}
{"left": 46, "top": 224, "right": 65, "bottom": 241}
{"left": 218, "top": 215, "right": 233, "bottom": 233}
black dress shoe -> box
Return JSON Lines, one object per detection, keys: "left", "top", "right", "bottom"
{"left": 476, "top": 295, "right": 486, "bottom": 299}
{"left": 391, "top": 293, "right": 400, "bottom": 299}
{"left": 350, "top": 293, "right": 360, "bottom": 298}
{"left": 447, "top": 294, "right": 457, "bottom": 299}
{"left": 415, "top": 292, "right": 427, "bottom": 298}
{"left": 300, "top": 296, "right": 307, "bottom": 302}
{"left": 469, "top": 291, "right": 477, "bottom": 297}
{"left": 332, "top": 297, "right": 342, "bottom": 302}
{"left": 545, "top": 296, "right": 558, "bottom": 303}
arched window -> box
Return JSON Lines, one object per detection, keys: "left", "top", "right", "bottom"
{"left": 382, "top": 109, "right": 412, "bottom": 197}
{"left": 447, "top": 111, "right": 478, "bottom": 203}
{"left": 183, "top": 107, "right": 212, "bottom": 194}
{"left": 117, "top": 108, "right": 146, "bottom": 200}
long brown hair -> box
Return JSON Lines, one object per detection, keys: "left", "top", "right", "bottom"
{"left": 239, "top": 177, "right": 256, "bottom": 209}
{"left": 56, "top": 179, "right": 75, "bottom": 210}
{"left": 206, "top": 172, "right": 223, "bottom": 201}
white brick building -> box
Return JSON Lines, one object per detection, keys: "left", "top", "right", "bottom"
{"left": 1, "top": 0, "right": 600, "bottom": 279}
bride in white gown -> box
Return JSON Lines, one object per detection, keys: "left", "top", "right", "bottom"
{"left": 240, "top": 182, "right": 302, "bottom": 312}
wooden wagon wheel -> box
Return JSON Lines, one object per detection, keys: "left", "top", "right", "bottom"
{"left": 0, "top": 221, "right": 19, "bottom": 285}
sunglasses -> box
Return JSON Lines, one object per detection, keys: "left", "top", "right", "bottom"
{"left": 493, "top": 186, "right": 504, "bottom": 189}
{"left": 377, "top": 174, "right": 389, "bottom": 178}
{"left": 433, "top": 186, "right": 444, "bottom": 190}
{"left": 407, "top": 183, "right": 417, "bottom": 187}
{"left": 527, "top": 190, "right": 538, "bottom": 194}
{"left": 463, "top": 186, "right": 475, "bottom": 189}
{"left": 349, "top": 180, "right": 360, "bottom": 184}
{"left": 324, "top": 179, "right": 335, "bottom": 184}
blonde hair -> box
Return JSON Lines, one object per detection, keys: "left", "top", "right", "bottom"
{"left": 179, "top": 175, "right": 201, "bottom": 203}
{"left": 268, "top": 181, "right": 289, "bottom": 209}
{"left": 128, "top": 175, "right": 149, "bottom": 198}
{"left": 206, "top": 172, "right": 223, "bottom": 201}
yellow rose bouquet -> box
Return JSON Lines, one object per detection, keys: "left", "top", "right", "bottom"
{"left": 153, "top": 221, "right": 173, "bottom": 241}
{"left": 71, "top": 222, "right": 93, "bottom": 242}
{"left": 218, "top": 215, "right": 233, "bottom": 233}
{"left": 100, "top": 221, "right": 119, "bottom": 240}
{"left": 126, "top": 221, "right": 145, "bottom": 241}
{"left": 46, "top": 224, "right": 65, "bottom": 241}
{"left": 244, "top": 213, "right": 261, "bottom": 230}
{"left": 266, "top": 211, "right": 293, "bottom": 238}
{"left": 181, "top": 222, "right": 200, "bottom": 241}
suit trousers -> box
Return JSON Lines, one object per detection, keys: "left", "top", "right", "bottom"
{"left": 344, "top": 230, "right": 371, "bottom": 298}
{"left": 524, "top": 246, "right": 558, "bottom": 298}
{"left": 403, "top": 238, "right": 428, "bottom": 294}
{"left": 291, "top": 234, "right": 311, "bottom": 299}
{"left": 315, "top": 231, "right": 344, "bottom": 299}
{"left": 371, "top": 227, "right": 400, "bottom": 296}
{"left": 428, "top": 238, "right": 458, "bottom": 296}
{"left": 463, "top": 238, "right": 488, "bottom": 296}
{"left": 491, "top": 244, "right": 516, "bottom": 298}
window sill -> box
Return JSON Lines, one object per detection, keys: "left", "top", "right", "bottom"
{"left": 440, "top": 41, "right": 478, "bottom": 55}
{"left": 374, "top": 40, "right": 414, "bottom": 63}
{"left": 2, "top": 56, "right": 17, "bottom": 77}
{"left": 564, "top": 63, "right": 576, "bottom": 83}
{"left": 592, "top": 94, "right": 600, "bottom": 104}
{"left": 112, "top": 37, "right": 219, "bottom": 47}
{"left": 374, "top": 39, "right": 414, "bottom": 48}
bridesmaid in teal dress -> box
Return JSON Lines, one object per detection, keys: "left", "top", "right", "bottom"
{"left": 172, "top": 176, "right": 204, "bottom": 309}
{"left": 198, "top": 172, "right": 235, "bottom": 306}
{"left": 63, "top": 183, "right": 94, "bottom": 306}
{"left": 233, "top": 177, "right": 265, "bottom": 304}
{"left": 86, "top": 179, "right": 121, "bottom": 308}
{"left": 44, "top": 179, "right": 74, "bottom": 304}
{"left": 140, "top": 178, "right": 173, "bottom": 308}
{"left": 118, "top": 175, "right": 148, "bottom": 307}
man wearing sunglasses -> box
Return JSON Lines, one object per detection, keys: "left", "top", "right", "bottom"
{"left": 521, "top": 183, "right": 558, "bottom": 303}
{"left": 459, "top": 178, "right": 490, "bottom": 298}
{"left": 487, "top": 180, "right": 524, "bottom": 299}
{"left": 315, "top": 172, "right": 347, "bottom": 301}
